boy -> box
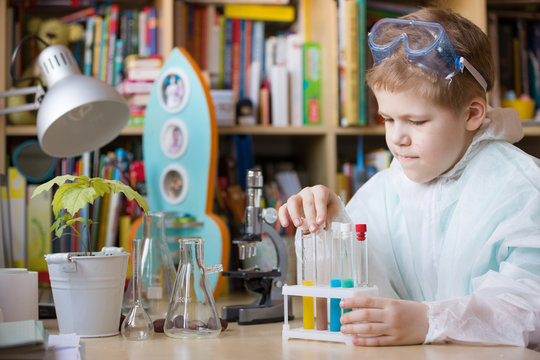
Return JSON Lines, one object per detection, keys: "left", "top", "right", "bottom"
{"left": 278, "top": 8, "right": 540, "bottom": 349}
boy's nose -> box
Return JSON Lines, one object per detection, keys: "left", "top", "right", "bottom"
{"left": 388, "top": 123, "right": 411, "bottom": 146}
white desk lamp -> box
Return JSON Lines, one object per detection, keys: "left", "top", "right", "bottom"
{"left": 0, "top": 37, "right": 130, "bottom": 158}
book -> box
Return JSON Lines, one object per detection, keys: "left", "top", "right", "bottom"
{"left": 125, "top": 54, "right": 163, "bottom": 69}
{"left": 206, "top": 5, "right": 222, "bottom": 88}
{"left": 127, "top": 67, "right": 162, "bottom": 81}
{"left": 83, "top": 16, "right": 95, "bottom": 76}
{"left": 286, "top": 33, "right": 303, "bottom": 127}
{"left": 26, "top": 185, "right": 51, "bottom": 272}
{"left": 232, "top": 18, "right": 242, "bottom": 101}
{"left": 249, "top": 21, "right": 265, "bottom": 115}
{"left": 0, "top": 174, "right": 12, "bottom": 268}
{"left": 269, "top": 65, "right": 289, "bottom": 127}
{"left": 0, "top": 320, "right": 48, "bottom": 358}
{"left": 303, "top": 42, "right": 322, "bottom": 125}
{"left": 106, "top": 4, "right": 120, "bottom": 85}
{"left": 223, "top": 18, "right": 234, "bottom": 89}
{"left": 116, "top": 79, "right": 155, "bottom": 95}
{"left": 224, "top": 4, "right": 295, "bottom": 22}
{"left": 146, "top": 7, "right": 158, "bottom": 56}
{"left": 8, "top": 167, "right": 26, "bottom": 268}
{"left": 357, "top": 0, "right": 367, "bottom": 126}
{"left": 343, "top": 0, "right": 359, "bottom": 127}
{"left": 99, "top": 5, "right": 110, "bottom": 82}
{"left": 92, "top": 16, "right": 103, "bottom": 78}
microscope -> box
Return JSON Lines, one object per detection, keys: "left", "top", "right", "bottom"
{"left": 221, "top": 168, "right": 294, "bottom": 325}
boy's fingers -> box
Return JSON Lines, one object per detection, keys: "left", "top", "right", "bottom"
{"left": 340, "top": 308, "right": 386, "bottom": 324}
{"left": 340, "top": 322, "right": 388, "bottom": 336}
{"left": 277, "top": 204, "right": 290, "bottom": 227}
{"left": 341, "top": 296, "right": 384, "bottom": 309}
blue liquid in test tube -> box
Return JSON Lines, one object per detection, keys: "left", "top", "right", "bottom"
{"left": 329, "top": 222, "right": 342, "bottom": 332}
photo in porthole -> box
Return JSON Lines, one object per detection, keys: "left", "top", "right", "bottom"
{"left": 159, "top": 68, "right": 190, "bottom": 113}
{"left": 160, "top": 118, "right": 188, "bottom": 159}
{"left": 160, "top": 164, "right": 189, "bottom": 204}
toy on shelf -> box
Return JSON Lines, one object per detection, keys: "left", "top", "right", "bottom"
{"left": 142, "top": 47, "right": 230, "bottom": 295}
{"left": 282, "top": 222, "right": 378, "bottom": 345}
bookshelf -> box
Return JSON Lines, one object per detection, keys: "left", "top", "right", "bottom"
{"left": 1, "top": 0, "right": 540, "bottom": 193}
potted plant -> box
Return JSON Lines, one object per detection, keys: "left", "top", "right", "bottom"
{"left": 32, "top": 174, "right": 148, "bottom": 337}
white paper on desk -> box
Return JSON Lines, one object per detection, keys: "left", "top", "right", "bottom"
{"left": 48, "top": 333, "right": 81, "bottom": 360}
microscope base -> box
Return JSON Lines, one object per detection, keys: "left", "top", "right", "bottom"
{"left": 221, "top": 299, "right": 294, "bottom": 325}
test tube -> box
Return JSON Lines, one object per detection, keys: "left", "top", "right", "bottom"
{"left": 340, "top": 223, "right": 354, "bottom": 313}
{"left": 301, "top": 227, "right": 316, "bottom": 329}
{"left": 329, "top": 222, "right": 342, "bottom": 332}
{"left": 354, "top": 224, "right": 368, "bottom": 287}
{"left": 315, "top": 229, "right": 330, "bottom": 330}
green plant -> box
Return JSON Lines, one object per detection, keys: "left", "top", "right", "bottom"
{"left": 32, "top": 174, "right": 148, "bottom": 255}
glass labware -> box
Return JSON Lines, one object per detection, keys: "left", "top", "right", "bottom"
{"left": 164, "top": 237, "right": 223, "bottom": 339}
{"left": 121, "top": 238, "right": 154, "bottom": 340}
{"left": 141, "top": 211, "right": 177, "bottom": 320}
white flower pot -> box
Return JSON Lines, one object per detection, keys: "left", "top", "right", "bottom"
{"left": 45, "top": 249, "right": 129, "bottom": 337}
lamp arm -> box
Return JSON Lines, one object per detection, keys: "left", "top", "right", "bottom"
{"left": 0, "top": 85, "right": 44, "bottom": 116}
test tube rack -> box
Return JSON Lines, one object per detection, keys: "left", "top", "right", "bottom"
{"left": 282, "top": 284, "right": 379, "bottom": 345}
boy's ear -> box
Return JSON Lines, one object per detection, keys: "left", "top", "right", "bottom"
{"left": 465, "top": 96, "right": 486, "bottom": 131}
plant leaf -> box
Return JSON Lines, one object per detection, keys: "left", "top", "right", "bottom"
{"left": 32, "top": 174, "right": 78, "bottom": 199}
{"left": 60, "top": 185, "right": 99, "bottom": 216}
{"left": 66, "top": 217, "right": 85, "bottom": 227}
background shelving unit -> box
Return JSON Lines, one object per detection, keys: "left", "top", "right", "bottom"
{"left": 1, "top": 0, "right": 539, "bottom": 193}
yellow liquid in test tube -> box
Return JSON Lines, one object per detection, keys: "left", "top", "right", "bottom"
{"left": 302, "top": 280, "right": 314, "bottom": 329}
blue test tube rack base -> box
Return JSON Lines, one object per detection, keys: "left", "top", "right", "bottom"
{"left": 282, "top": 284, "right": 379, "bottom": 345}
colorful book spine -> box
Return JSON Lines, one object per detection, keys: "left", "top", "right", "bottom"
{"left": 83, "top": 16, "right": 95, "bottom": 76}
{"left": 357, "top": 0, "right": 367, "bottom": 126}
{"left": 113, "top": 39, "right": 124, "bottom": 86}
{"left": 99, "top": 5, "right": 110, "bottom": 82}
{"left": 232, "top": 18, "right": 241, "bottom": 101}
{"left": 147, "top": 7, "right": 158, "bottom": 56}
{"left": 224, "top": 4, "right": 295, "bottom": 22}
{"left": 303, "top": 42, "right": 322, "bottom": 125}
{"left": 106, "top": 4, "right": 119, "bottom": 85}
{"left": 223, "top": 18, "right": 234, "bottom": 89}
{"left": 92, "top": 16, "right": 103, "bottom": 78}
{"left": 8, "top": 167, "right": 26, "bottom": 268}
{"left": 243, "top": 19, "right": 253, "bottom": 100}
{"left": 239, "top": 19, "right": 246, "bottom": 99}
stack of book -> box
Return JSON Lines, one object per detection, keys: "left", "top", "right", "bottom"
{"left": 116, "top": 55, "right": 163, "bottom": 126}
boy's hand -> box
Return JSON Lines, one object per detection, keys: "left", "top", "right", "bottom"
{"left": 340, "top": 296, "right": 429, "bottom": 346}
{"left": 278, "top": 185, "right": 341, "bottom": 232}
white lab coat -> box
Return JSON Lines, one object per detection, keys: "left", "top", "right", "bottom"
{"left": 343, "top": 107, "right": 540, "bottom": 349}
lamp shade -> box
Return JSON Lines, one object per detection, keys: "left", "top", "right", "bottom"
{"left": 36, "top": 45, "right": 130, "bottom": 157}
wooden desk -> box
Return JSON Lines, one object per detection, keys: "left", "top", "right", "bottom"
{"left": 44, "top": 294, "right": 540, "bottom": 359}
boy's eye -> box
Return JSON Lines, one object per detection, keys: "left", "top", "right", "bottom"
{"left": 409, "top": 120, "right": 427, "bottom": 125}
{"left": 383, "top": 117, "right": 394, "bottom": 123}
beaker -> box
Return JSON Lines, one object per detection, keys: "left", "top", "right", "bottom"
{"left": 121, "top": 238, "right": 154, "bottom": 340}
{"left": 164, "top": 237, "right": 223, "bottom": 339}
{"left": 141, "top": 211, "right": 177, "bottom": 320}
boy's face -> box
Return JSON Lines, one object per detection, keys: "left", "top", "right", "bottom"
{"left": 374, "top": 88, "right": 472, "bottom": 184}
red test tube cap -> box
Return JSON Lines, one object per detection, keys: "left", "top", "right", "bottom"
{"left": 355, "top": 224, "right": 367, "bottom": 241}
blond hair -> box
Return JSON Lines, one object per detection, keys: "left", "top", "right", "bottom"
{"left": 366, "top": 8, "right": 494, "bottom": 114}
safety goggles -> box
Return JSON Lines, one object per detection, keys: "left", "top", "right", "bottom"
{"left": 368, "top": 18, "right": 487, "bottom": 91}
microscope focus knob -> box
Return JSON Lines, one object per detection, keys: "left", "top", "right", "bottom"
{"left": 262, "top": 208, "right": 278, "bottom": 225}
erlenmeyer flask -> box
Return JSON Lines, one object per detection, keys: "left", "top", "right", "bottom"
{"left": 164, "top": 237, "right": 222, "bottom": 339}
{"left": 121, "top": 238, "right": 154, "bottom": 340}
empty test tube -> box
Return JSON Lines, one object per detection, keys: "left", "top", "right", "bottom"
{"left": 341, "top": 223, "right": 354, "bottom": 314}
{"left": 329, "top": 222, "right": 342, "bottom": 332}
{"left": 354, "top": 224, "right": 368, "bottom": 287}
{"left": 315, "top": 229, "right": 330, "bottom": 330}
{"left": 301, "top": 227, "right": 316, "bottom": 329}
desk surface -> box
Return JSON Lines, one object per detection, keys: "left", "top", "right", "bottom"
{"left": 44, "top": 294, "right": 540, "bottom": 360}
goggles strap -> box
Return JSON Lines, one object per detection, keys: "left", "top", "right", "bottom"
{"left": 460, "top": 57, "right": 487, "bottom": 92}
